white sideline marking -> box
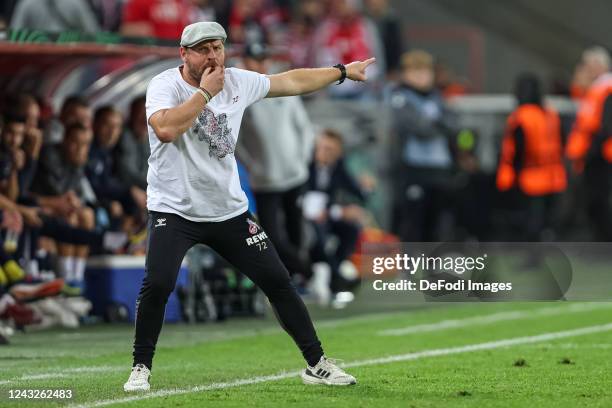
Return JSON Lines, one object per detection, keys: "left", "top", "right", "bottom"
{"left": 523, "top": 342, "right": 612, "bottom": 349}
{"left": 69, "top": 322, "right": 612, "bottom": 408}
{"left": 1, "top": 304, "right": 607, "bottom": 385}
{"left": 0, "top": 366, "right": 122, "bottom": 385}
{"left": 378, "top": 303, "right": 612, "bottom": 336}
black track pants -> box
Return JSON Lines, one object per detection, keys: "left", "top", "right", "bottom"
{"left": 132, "top": 210, "right": 324, "bottom": 369}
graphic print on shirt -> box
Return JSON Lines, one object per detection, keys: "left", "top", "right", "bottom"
{"left": 192, "top": 108, "right": 234, "bottom": 159}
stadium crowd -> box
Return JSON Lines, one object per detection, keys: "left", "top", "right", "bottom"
{"left": 0, "top": 1, "right": 610, "bottom": 345}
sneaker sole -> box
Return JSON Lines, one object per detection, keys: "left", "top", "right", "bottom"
{"left": 301, "top": 372, "right": 356, "bottom": 386}
{"left": 123, "top": 384, "right": 151, "bottom": 392}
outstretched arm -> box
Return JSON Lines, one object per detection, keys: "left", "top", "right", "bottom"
{"left": 266, "top": 58, "right": 376, "bottom": 98}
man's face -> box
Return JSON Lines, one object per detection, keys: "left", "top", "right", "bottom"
{"left": 63, "top": 105, "right": 93, "bottom": 128}
{"left": 2, "top": 122, "right": 25, "bottom": 151}
{"left": 181, "top": 39, "right": 226, "bottom": 84}
{"left": 95, "top": 112, "right": 123, "bottom": 148}
{"left": 402, "top": 67, "right": 435, "bottom": 91}
{"left": 315, "top": 135, "right": 343, "bottom": 166}
{"left": 64, "top": 129, "right": 93, "bottom": 167}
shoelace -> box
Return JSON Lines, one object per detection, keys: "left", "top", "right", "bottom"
{"left": 131, "top": 365, "right": 150, "bottom": 380}
{"left": 319, "top": 357, "right": 346, "bottom": 372}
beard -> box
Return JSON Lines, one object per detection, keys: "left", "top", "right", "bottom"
{"left": 186, "top": 60, "right": 219, "bottom": 84}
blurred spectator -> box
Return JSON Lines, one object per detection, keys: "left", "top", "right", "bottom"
{"left": 285, "top": 0, "right": 324, "bottom": 68}
{"left": 0, "top": 1, "right": 18, "bottom": 29}
{"left": 31, "top": 123, "right": 96, "bottom": 286}
{"left": 116, "top": 96, "right": 149, "bottom": 191}
{"left": 388, "top": 50, "right": 457, "bottom": 242}
{"left": 496, "top": 74, "right": 567, "bottom": 241}
{"left": 86, "top": 106, "right": 146, "bottom": 229}
{"left": 0, "top": 114, "right": 126, "bottom": 280}
{"left": 31, "top": 123, "right": 96, "bottom": 215}
{"left": 364, "top": 0, "right": 403, "bottom": 76}
{"left": 228, "top": 0, "right": 262, "bottom": 44}
{"left": 569, "top": 46, "right": 611, "bottom": 101}
{"left": 566, "top": 46, "right": 612, "bottom": 240}
{"left": 88, "top": 0, "right": 123, "bottom": 32}
{"left": 4, "top": 94, "right": 43, "bottom": 194}
{"left": 121, "top": 0, "right": 192, "bottom": 40}
{"left": 312, "top": 0, "right": 384, "bottom": 98}
{"left": 305, "top": 129, "right": 367, "bottom": 300}
{"left": 236, "top": 43, "right": 315, "bottom": 284}
{"left": 188, "top": 0, "right": 220, "bottom": 24}
{"left": 43, "top": 96, "right": 93, "bottom": 146}
{"left": 10, "top": 0, "right": 100, "bottom": 33}
{"left": 0, "top": 114, "right": 26, "bottom": 203}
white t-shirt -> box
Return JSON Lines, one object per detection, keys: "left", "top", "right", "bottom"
{"left": 145, "top": 66, "right": 270, "bottom": 222}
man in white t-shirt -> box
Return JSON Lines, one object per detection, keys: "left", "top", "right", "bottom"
{"left": 124, "top": 21, "right": 375, "bottom": 392}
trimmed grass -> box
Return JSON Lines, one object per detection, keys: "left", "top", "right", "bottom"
{"left": 1, "top": 301, "right": 611, "bottom": 407}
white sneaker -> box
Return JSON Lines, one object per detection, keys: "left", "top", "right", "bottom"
{"left": 123, "top": 364, "right": 151, "bottom": 392}
{"left": 301, "top": 356, "right": 357, "bottom": 386}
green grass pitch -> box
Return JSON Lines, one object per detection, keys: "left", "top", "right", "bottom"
{"left": 1, "top": 298, "right": 612, "bottom": 407}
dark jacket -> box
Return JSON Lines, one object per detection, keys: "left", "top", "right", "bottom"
{"left": 307, "top": 159, "right": 366, "bottom": 206}
{"left": 31, "top": 145, "right": 95, "bottom": 203}
{"left": 115, "top": 127, "right": 149, "bottom": 190}
{"left": 86, "top": 142, "right": 130, "bottom": 203}
{"left": 389, "top": 83, "right": 455, "bottom": 169}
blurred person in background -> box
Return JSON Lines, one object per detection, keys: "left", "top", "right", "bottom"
{"left": 0, "top": 116, "right": 126, "bottom": 288}
{"left": 389, "top": 50, "right": 457, "bottom": 242}
{"left": 236, "top": 42, "right": 315, "bottom": 287}
{"left": 496, "top": 73, "right": 567, "bottom": 241}
{"left": 86, "top": 106, "right": 146, "bottom": 231}
{"left": 116, "top": 96, "right": 150, "bottom": 191}
{"left": 0, "top": 114, "right": 27, "bottom": 203}
{"left": 364, "top": 0, "right": 403, "bottom": 78}
{"left": 305, "top": 129, "right": 368, "bottom": 305}
{"left": 43, "top": 96, "right": 93, "bottom": 146}
{"left": 31, "top": 124, "right": 96, "bottom": 287}
{"left": 312, "top": 0, "right": 384, "bottom": 98}
{"left": 4, "top": 93, "right": 43, "bottom": 194}
{"left": 10, "top": 0, "right": 100, "bottom": 33}
{"left": 0, "top": 1, "right": 18, "bottom": 29}
{"left": 566, "top": 46, "right": 612, "bottom": 240}
{"left": 121, "top": 0, "right": 193, "bottom": 40}
{"left": 228, "top": 0, "right": 264, "bottom": 44}
{"left": 569, "top": 46, "right": 610, "bottom": 101}
{"left": 227, "top": 0, "right": 287, "bottom": 45}
{"left": 284, "top": 0, "right": 324, "bottom": 68}
{"left": 88, "top": 0, "right": 123, "bottom": 32}
{"left": 189, "top": 0, "right": 217, "bottom": 24}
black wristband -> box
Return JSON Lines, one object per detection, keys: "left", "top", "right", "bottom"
{"left": 333, "top": 63, "right": 346, "bottom": 85}
{"left": 198, "top": 86, "right": 213, "bottom": 100}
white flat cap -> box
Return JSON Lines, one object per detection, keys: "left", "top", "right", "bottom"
{"left": 180, "top": 22, "right": 227, "bottom": 47}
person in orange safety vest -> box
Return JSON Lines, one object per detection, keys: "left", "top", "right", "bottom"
{"left": 565, "top": 46, "right": 612, "bottom": 240}
{"left": 496, "top": 74, "right": 567, "bottom": 240}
